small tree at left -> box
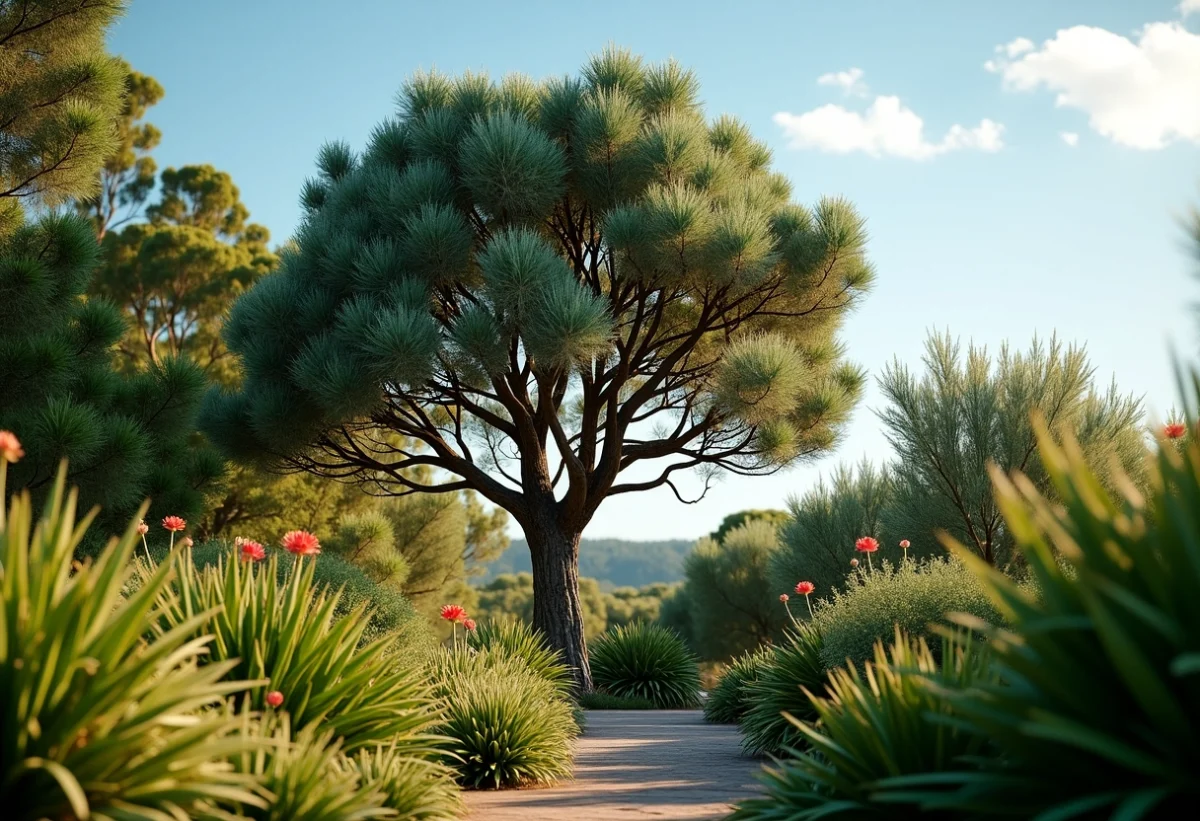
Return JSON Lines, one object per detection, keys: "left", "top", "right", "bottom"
{"left": 0, "top": 0, "right": 219, "bottom": 536}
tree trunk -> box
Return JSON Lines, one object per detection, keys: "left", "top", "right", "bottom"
{"left": 526, "top": 518, "right": 592, "bottom": 693}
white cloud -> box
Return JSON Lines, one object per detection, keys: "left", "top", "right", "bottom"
{"left": 817, "top": 67, "right": 869, "bottom": 97}
{"left": 1004, "top": 37, "right": 1035, "bottom": 57}
{"left": 774, "top": 95, "right": 1004, "bottom": 160}
{"left": 986, "top": 23, "right": 1200, "bottom": 149}
{"left": 1060, "top": 131, "right": 1080, "bottom": 146}
{"left": 1180, "top": 1, "right": 1200, "bottom": 18}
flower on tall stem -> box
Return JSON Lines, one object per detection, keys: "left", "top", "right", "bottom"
{"left": 240, "top": 540, "right": 266, "bottom": 562}
{"left": 162, "top": 516, "right": 186, "bottom": 552}
{"left": 136, "top": 520, "right": 151, "bottom": 563}
{"left": 441, "top": 604, "right": 468, "bottom": 649}
{"left": 899, "top": 538, "right": 911, "bottom": 563}
{"left": 855, "top": 536, "right": 879, "bottom": 572}
{"left": 281, "top": 529, "right": 320, "bottom": 558}
{"left": 463, "top": 618, "right": 477, "bottom": 632}
{"left": 794, "top": 581, "right": 816, "bottom": 617}
{"left": 0, "top": 430, "right": 22, "bottom": 531}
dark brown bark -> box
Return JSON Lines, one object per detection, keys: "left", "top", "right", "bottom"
{"left": 526, "top": 514, "right": 591, "bottom": 693}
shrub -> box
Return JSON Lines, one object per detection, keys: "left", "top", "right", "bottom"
{"left": 896, "top": 419, "right": 1200, "bottom": 818}
{"left": 739, "top": 625, "right": 826, "bottom": 756}
{"left": 468, "top": 616, "right": 573, "bottom": 695}
{"left": 812, "top": 557, "right": 1000, "bottom": 670}
{"left": 578, "top": 691, "right": 657, "bottom": 710}
{"left": 0, "top": 464, "right": 262, "bottom": 820}
{"left": 150, "top": 548, "right": 441, "bottom": 751}
{"left": 349, "top": 742, "right": 463, "bottom": 821}
{"left": 434, "top": 655, "right": 577, "bottom": 789}
{"left": 704, "top": 647, "right": 775, "bottom": 724}
{"left": 589, "top": 623, "right": 701, "bottom": 708}
{"left": 730, "top": 629, "right": 992, "bottom": 820}
{"left": 185, "top": 541, "right": 431, "bottom": 651}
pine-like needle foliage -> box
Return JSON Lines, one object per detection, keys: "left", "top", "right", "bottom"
{"left": 204, "top": 47, "right": 874, "bottom": 684}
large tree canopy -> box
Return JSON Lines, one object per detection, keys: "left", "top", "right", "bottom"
{"left": 204, "top": 48, "right": 873, "bottom": 687}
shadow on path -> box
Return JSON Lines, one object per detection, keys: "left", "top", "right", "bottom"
{"left": 466, "top": 710, "right": 763, "bottom": 820}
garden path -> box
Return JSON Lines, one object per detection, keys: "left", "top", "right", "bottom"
{"left": 465, "top": 710, "right": 762, "bottom": 820}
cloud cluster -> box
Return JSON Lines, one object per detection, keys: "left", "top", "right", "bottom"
{"left": 986, "top": 22, "right": 1200, "bottom": 149}
{"left": 774, "top": 70, "right": 1003, "bottom": 160}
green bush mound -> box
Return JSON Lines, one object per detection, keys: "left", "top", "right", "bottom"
{"left": 704, "top": 647, "right": 775, "bottom": 725}
{"left": 738, "top": 626, "right": 826, "bottom": 757}
{"left": 812, "top": 557, "right": 1000, "bottom": 670}
{"left": 730, "top": 629, "right": 992, "bottom": 820}
{"left": 1, "top": 467, "right": 261, "bottom": 820}
{"left": 468, "top": 616, "right": 574, "bottom": 695}
{"left": 589, "top": 623, "right": 701, "bottom": 708}
{"left": 428, "top": 646, "right": 578, "bottom": 789}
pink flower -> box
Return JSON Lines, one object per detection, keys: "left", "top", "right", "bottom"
{"left": 855, "top": 536, "right": 879, "bottom": 553}
{"left": 137, "top": 520, "right": 150, "bottom": 536}
{"left": 0, "top": 430, "right": 24, "bottom": 463}
{"left": 850, "top": 558, "right": 859, "bottom": 567}
{"left": 240, "top": 540, "right": 266, "bottom": 562}
{"left": 162, "top": 516, "right": 186, "bottom": 533}
{"left": 463, "top": 618, "right": 477, "bottom": 631}
{"left": 182, "top": 536, "right": 194, "bottom": 548}
{"left": 899, "top": 539, "right": 911, "bottom": 549}
{"left": 281, "top": 530, "right": 321, "bottom": 556}
{"left": 441, "top": 604, "right": 467, "bottom": 623}
{"left": 779, "top": 594, "right": 789, "bottom": 602}
{"left": 1165, "top": 422, "right": 1187, "bottom": 440}
{"left": 795, "top": 581, "right": 815, "bottom": 596}
{"left": 265, "top": 691, "right": 284, "bottom": 708}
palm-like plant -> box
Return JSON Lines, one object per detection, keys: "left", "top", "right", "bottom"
{"left": 588, "top": 623, "right": 701, "bottom": 708}
{"left": 704, "top": 647, "right": 775, "bottom": 725}
{"left": 468, "top": 617, "right": 573, "bottom": 695}
{"left": 738, "top": 625, "right": 826, "bottom": 756}
{"left": 0, "top": 461, "right": 264, "bottom": 820}
{"left": 149, "top": 548, "right": 441, "bottom": 751}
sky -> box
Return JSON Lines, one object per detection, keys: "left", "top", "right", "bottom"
{"left": 109, "top": 0, "right": 1200, "bottom": 542}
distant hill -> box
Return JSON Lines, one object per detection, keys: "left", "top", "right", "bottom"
{"left": 477, "top": 537, "right": 694, "bottom": 588}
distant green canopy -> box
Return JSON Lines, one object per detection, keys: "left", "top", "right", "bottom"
{"left": 203, "top": 46, "right": 874, "bottom": 688}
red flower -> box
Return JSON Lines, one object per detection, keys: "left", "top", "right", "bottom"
{"left": 855, "top": 536, "right": 879, "bottom": 553}
{"left": 265, "top": 691, "right": 284, "bottom": 708}
{"left": 441, "top": 604, "right": 467, "bottom": 623}
{"left": 795, "top": 581, "right": 815, "bottom": 596}
{"left": 281, "top": 530, "right": 321, "bottom": 556}
{"left": 463, "top": 618, "right": 477, "bottom": 631}
{"left": 1165, "top": 422, "right": 1187, "bottom": 440}
{"left": 240, "top": 540, "right": 266, "bottom": 562}
{"left": 137, "top": 520, "right": 150, "bottom": 536}
{"left": 0, "top": 430, "right": 24, "bottom": 463}
{"left": 162, "top": 516, "right": 187, "bottom": 532}
{"left": 779, "top": 593, "right": 789, "bottom": 602}
{"left": 899, "top": 539, "right": 911, "bottom": 549}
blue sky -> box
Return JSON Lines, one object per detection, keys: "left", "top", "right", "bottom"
{"left": 110, "top": 0, "right": 1200, "bottom": 541}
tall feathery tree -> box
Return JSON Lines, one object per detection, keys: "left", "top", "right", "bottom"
{"left": 203, "top": 49, "right": 873, "bottom": 687}
{"left": 878, "top": 331, "right": 1146, "bottom": 568}
{"left": 0, "top": 1, "right": 220, "bottom": 537}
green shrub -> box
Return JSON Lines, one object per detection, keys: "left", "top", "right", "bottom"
{"left": 589, "top": 623, "right": 701, "bottom": 708}
{"left": 150, "top": 548, "right": 441, "bottom": 751}
{"left": 468, "top": 616, "right": 573, "bottom": 695}
{"left": 893, "top": 420, "right": 1200, "bottom": 818}
{"left": 731, "top": 629, "right": 992, "bottom": 820}
{"left": 349, "top": 742, "right": 463, "bottom": 821}
{"left": 185, "top": 541, "right": 431, "bottom": 652}
{"left": 218, "top": 712, "right": 393, "bottom": 820}
{"left": 0, "top": 465, "right": 262, "bottom": 820}
{"left": 704, "top": 647, "right": 775, "bottom": 724}
{"left": 435, "top": 656, "right": 578, "bottom": 789}
{"left": 812, "top": 557, "right": 1000, "bottom": 670}
{"left": 578, "top": 691, "right": 657, "bottom": 710}
{"left": 739, "top": 626, "right": 825, "bottom": 756}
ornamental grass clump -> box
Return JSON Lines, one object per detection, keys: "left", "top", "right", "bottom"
{"left": 0, "top": 450, "right": 263, "bottom": 820}
{"left": 812, "top": 557, "right": 999, "bottom": 670}
{"left": 704, "top": 647, "right": 776, "bottom": 725}
{"left": 730, "top": 629, "right": 992, "bottom": 820}
{"left": 738, "top": 624, "right": 826, "bottom": 756}
{"left": 149, "top": 545, "right": 443, "bottom": 751}
{"left": 467, "top": 616, "right": 574, "bottom": 695}
{"left": 589, "top": 623, "right": 701, "bottom": 708}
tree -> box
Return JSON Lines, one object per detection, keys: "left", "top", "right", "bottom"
{"left": 0, "top": 3, "right": 219, "bottom": 535}
{"left": 75, "top": 59, "right": 163, "bottom": 238}
{"left": 91, "top": 164, "right": 276, "bottom": 376}
{"left": 710, "top": 507, "right": 788, "bottom": 543}
{"left": 0, "top": 0, "right": 125, "bottom": 234}
{"left": 203, "top": 49, "right": 873, "bottom": 688}
{"left": 770, "top": 460, "right": 898, "bottom": 597}
{"left": 877, "top": 332, "right": 1145, "bottom": 567}
{"left": 680, "top": 520, "right": 787, "bottom": 660}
